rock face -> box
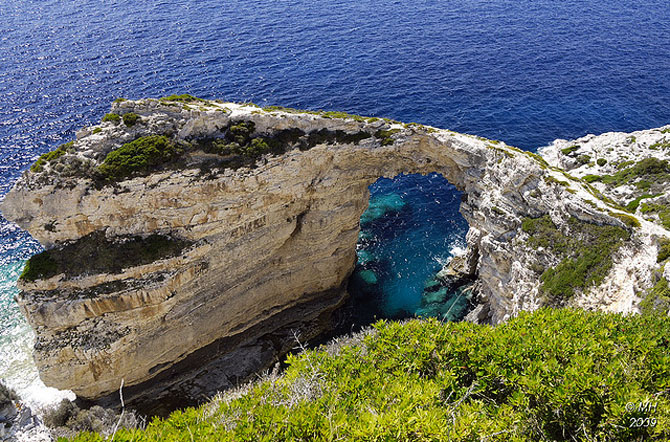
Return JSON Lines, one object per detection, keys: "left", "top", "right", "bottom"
{"left": 2, "top": 98, "right": 665, "bottom": 408}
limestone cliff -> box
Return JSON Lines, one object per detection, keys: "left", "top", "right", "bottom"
{"left": 2, "top": 98, "right": 665, "bottom": 408}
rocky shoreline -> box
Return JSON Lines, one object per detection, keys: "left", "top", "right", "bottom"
{"left": 2, "top": 96, "right": 667, "bottom": 415}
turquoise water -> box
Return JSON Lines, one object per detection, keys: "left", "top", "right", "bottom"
{"left": 350, "top": 174, "right": 467, "bottom": 321}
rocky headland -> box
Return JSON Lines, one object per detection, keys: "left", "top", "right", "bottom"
{"left": 2, "top": 96, "right": 668, "bottom": 411}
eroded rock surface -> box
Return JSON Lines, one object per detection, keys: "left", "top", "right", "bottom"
{"left": 2, "top": 98, "right": 665, "bottom": 407}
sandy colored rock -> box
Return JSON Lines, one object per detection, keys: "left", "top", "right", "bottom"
{"left": 2, "top": 99, "right": 665, "bottom": 405}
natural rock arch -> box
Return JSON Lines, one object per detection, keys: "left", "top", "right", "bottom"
{"left": 1, "top": 99, "right": 644, "bottom": 409}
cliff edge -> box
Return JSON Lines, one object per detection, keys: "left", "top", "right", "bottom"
{"left": 2, "top": 97, "right": 666, "bottom": 408}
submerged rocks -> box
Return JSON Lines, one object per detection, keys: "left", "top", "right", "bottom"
{"left": 417, "top": 254, "right": 479, "bottom": 322}
{"left": 1, "top": 98, "right": 660, "bottom": 409}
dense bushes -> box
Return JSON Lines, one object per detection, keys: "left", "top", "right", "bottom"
{"left": 640, "top": 276, "right": 670, "bottom": 316}
{"left": 522, "top": 216, "right": 630, "bottom": 300}
{"left": 43, "top": 399, "right": 140, "bottom": 440}
{"left": 101, "top": 113, "right": 121, "bottom": 124}
{"left": 589, "top": 158, "right": 670, "bottom": 190}
{"left": 159, "top": 94, "right": 206, "bottom": 103}
{"left": 66, "top": 309, "right": 670, "bottom": 441}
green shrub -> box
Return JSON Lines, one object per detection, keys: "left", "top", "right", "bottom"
{"left": 97, "top": 135, "right": 182, "bottom": 181}
{"left": 583, "top": 174, "right": 602, "bottom": 183}
{"left": 543, "top": 175, "right": 569, "bottom": 186}
{"left": 101, "top": 113, "right": 121, "bottom": 124}
{"left": 30, "top": 141, "right": 75, "bottom": 172}
{"left": 609, "top": 211, "right": 641, "bottom": 228}
{"left": 262, "top": 105, "right": 373, "bottom": 122}
{"left": 640, "top": 277, "right": 670, "bottom": 316}
{"left": 227, "top": 121, "right": 255, "bottom": 145}
{"left": 19, "top": 251, "right": 58, "bottom": 282}
{"left": 91, "top": 127, "right": 102, "bottom": 134}
{"left": 522, "top": 215, "right": 570, "bottom": 253}
{"left": 577, "top": 154, "right": 591, "bottom": 164}
{"left": 597, "top": 158, "right": 607, "bottom": 166}
{"left": 122, "top": 112, "right": 140, "bottom": 127}
{"left": 601, "top": 158, "right": 670, "bottom": 188}
{"left": 616, "top": 160, "right": 635, "bottom": 170}
{"left": 640, "top": 203, "right": 670, "bottom": 229}
{"left": 373, "top": 128, "right": 401, "bottom": 146}
{"left": 66, "top": 309, "right": 670, "bottom": 442}
{"left": 626, "top": 194, "right": 658, "bottom": 212}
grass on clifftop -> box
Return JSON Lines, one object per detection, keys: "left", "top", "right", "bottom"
{"left": 65, "top": 308, "right": 670, "bottom": 442}
{"left": 522, "top": 216, "right": 630, "bottom": 300}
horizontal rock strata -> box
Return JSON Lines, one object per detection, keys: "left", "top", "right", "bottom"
{"left": 2, "top": 98, "right": 665, "bottom": 406}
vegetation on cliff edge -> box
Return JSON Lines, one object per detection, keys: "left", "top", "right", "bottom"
{"left": 521, "top": 216, "right": 630, "bottom": 300}
{"left": 30, "top": 141, "right": 75, "bottom": 172}
{"left": 96, "top": 135, "right": 183, "bottom": 181}
{"left": 65, "top": 309, "right": 670, "bottom": 442}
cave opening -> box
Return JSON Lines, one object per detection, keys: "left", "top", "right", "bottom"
{"left": 335, "top": 172, "right": 472, "bottom": 332}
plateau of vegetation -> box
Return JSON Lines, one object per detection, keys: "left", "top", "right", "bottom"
{"left": 560, "top": 145, "right": 580, "bottom": 156}
{"left": 262, "top": 105, "right": 388, "bottom": 123}
{"left": 521, "top": 216, "right": 630, "bottom": 300}
{"left": 93, "top": 120, "right": 375, "bottom": 183}
{"left": 658, "top": 239, "right": 670, "bottom": 263}
{"left": 584, "top": 158, "right": 670, "bottom": 191}
{"left": 159, "top": 94, "right": 207, "bottom": 103}
{"left": 640, "top": 202, "right": 670, "bottom": 229}
{"left": 374, "top": 128, "right": 401, "bottom": 146}
{"left": 65, "top": 309, "right": 670, "bottom": 441}
{"left": 19, "top": 232, "right": 191, "bottom": 282}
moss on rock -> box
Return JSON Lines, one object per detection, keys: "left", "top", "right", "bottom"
{"left": 30, "top": 141, "right": 75, "bottom": 173}
{"left": 19, "top": 232, "right": 191, "bottom": 283}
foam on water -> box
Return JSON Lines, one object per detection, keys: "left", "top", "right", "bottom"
{"left": 0, "top": 261, "right": 74, "bottom": 409}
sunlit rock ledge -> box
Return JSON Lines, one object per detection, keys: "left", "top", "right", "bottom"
{"left": 2, "top": 97, "right": 667, "bottom": 409}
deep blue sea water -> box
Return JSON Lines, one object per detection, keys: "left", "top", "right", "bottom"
{"left": 1, "top": 0, "right": 669, "bottom": 405}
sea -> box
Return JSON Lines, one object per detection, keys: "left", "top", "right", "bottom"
{"left": 1, "top": 0, "right": 669, "bottom": 408}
